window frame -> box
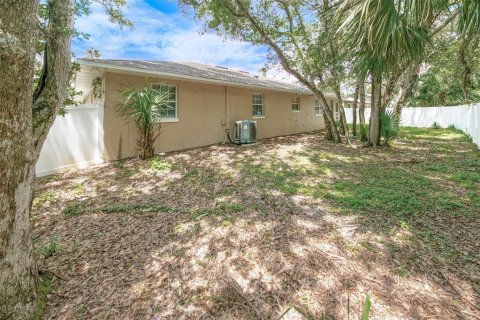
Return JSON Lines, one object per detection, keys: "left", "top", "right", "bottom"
{"left": 291, "top": 96, "right": 300, "bottom": 112}
{"left": 314, "top": 99, "right": 322, "bottom": 116}
{"left": 252, "top": 93, "right": 264, "bottom": 118}
{"left": 151, "top": 83, "right": 178, "bottom": 122}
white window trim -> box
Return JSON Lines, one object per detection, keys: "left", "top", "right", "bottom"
{"left": 158, "top": 118, "right": 179, "bottom": 123}
{"left": 151, "top": 83, "right": 178, "bottom": 121}
{"left": 292, "top": 97, "right": 300, "bottom": 112}
{"left": 252, "top": 92, "right": 264, "bottom": 117}
{"left": 314, "top": 99, "right": 322, "bottom": 116}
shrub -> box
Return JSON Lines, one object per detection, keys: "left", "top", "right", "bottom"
{"left": 447, "top": 124, "right": 458, "bottom": 131}
{"left": 359, "top": 123, "right": 368, "bottom": 141}
{"left": 117, "top": 84, "right": 169, "bottom": 159}
{"left": 431, "top": 122, "right": 441, "bottom": 129}
{"left": 379, "top": 110, "right": 400, "bottom": 146}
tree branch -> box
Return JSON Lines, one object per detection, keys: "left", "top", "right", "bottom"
{"left": 32, "top": 0, "right": 74, "bottom": 157}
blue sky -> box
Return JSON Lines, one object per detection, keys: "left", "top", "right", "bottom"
{"left": 73, "top": 0, "right": 273, "bottom": 74}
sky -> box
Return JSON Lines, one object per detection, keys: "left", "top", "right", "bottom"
{"left": 73, "top": 0, "right": 281, "bottom": 77}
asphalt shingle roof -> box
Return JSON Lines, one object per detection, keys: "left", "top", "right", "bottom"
{"left": 78, "top": 58, "right": 310, "bottom": 94}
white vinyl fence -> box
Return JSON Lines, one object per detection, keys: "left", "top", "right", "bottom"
{"left": 35, "top": 103, "right": 104, "bottom": 177}
{"left": 344, "top": 104, "right": 480, "bottom": 147}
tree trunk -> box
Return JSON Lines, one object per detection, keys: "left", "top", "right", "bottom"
{"left": 352, "top": 81, "right": 359, "bottom": 136}
{"left": 316, "top": 92, "right": 341, "bottom": 143}
{"left": 1, "top": 0, "right": 73, "bottom": 318}
{"left": 458, "top": 36, "right": 474, "bottom": 101}
{"left": 0, "top": 1, "right": 39, "bottom": 319}
{"left": 358, "top": 77, "right": 367, "bottom": 141}
{"left": 32, "top": 0, "right": 74, "bottom": 156}
{"left": 369, "top": 73, "right": 382, "bottom": 147}
{"left": 232, "top": 0, "right": 341, "bottom": 143}
{"left": 393, "top": 63, "right": 421, "bottom": 118}
{"left": 333, "top": 89, "right": 350, "bottom": 143}
{"left": 323, "top": 113, "right": 333, "bottom": 140}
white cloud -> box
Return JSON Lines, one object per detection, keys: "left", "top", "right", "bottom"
{"left": 73, "top": 1, "right": 268, "bottom": 74}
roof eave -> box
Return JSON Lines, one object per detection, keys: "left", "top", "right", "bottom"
{"left": 77, "top": 59, "right": 312, "bottom": 95}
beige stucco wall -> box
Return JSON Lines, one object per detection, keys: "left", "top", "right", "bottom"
{"left": 103, "top": 72, "right": 326, "bottom": 160}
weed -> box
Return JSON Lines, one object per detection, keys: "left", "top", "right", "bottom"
{"left": 184, "top": 169, "right": 199, "bottom": 178}
{"left": 63, "top": 201, "right": 83, "bottom": 217}
{"left": 360, "top": 295, "right": 371, "bottom": 320}
{"left": 447, "top": 124, "right": 458, "bottom": 131}
{"left": 212, "top": 295, "right": 222, "bottom": 304}
{"left": 149, "top": 157, "right": 178, "bottom": 171}
{"left": 398, "top": 268, "right": 411, "bottom": 277}
{"left": 215, "top": 202, "right": 244, "bottom": 214}
{"left": 33, "top": 190, "right": 56, "bottom": 207}
{"left": 72, "top": 183, "right": 85, "bottom": 195}
{"left": 112, "top": 161, "right": 123, "bottom": 169}
{"left": 95, "top": 183, "right": 103, "bottom": 193}
{"left": 431, "top": 122, "right": 442, "bottom": 129}
{"left": 193, "top": 222, "right": 201, "bottom": 234}
{"left": 36, "top": 235, "right": 58, "bottom": 258}
{"left": 190, "top": 208, "right": 212, "bottom": 219}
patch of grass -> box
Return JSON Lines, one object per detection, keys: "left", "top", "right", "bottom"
{"left": 451, "top": 172, "right": 480, "bottom": 189}
{"left": 215, "top": 202, "right": 244, "bottom": 214}
{"left": 149, "top": 157, "right": 178, "bottom": 172}
{"left": 112, "top": 161, "right": 140, "bottom": 178}
{"left": 193, "top": 222, "right": 201, "bottom": 234}
{"left": 33, "top": 190, "right": 56, "bottom": 207}
{"left": 190, "top": 207, "right": 212, "bottom": 219}
{"left": 184, "top": 169, "right": 198, "bottom": 178}
{"left": 72, "top": 183, "right": 85, "bottom": 195}
{"left": 100, "top": 203, "right": 176, "bottom": 214}
{"left": 36, "top": 235, "right": 58, "bottom": 258}
{"left": 62, "top": 201, "right": 84, "bottom": 217}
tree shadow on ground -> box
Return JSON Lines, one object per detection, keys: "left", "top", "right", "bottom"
{"left": 32, "top": 128, "right": 480, "bottom": 319}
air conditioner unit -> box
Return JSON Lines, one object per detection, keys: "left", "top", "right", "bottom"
{"left": 235, "top": 120, "right": 257, "bottom": 144}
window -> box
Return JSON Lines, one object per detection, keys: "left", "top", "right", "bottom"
{"left": 152, "top": 84, "right": 177, "bottom": 119}
{"left": 334, "top": 102, "right": 340, "bottom": 120}
{"left": 314, "top": 100, "right": 322, "bottom": 116}
{"left": 292, "top": 97, "right": 300, "bottom": 111}
{"left": 252, "top": 93, "right": 264, "bottom": 117}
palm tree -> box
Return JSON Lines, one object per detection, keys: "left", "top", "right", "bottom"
{"left": 338, "top": 0, "right": 432, "bottom": 146}
{"left": 117, "top": 84, "right": 168, "bottom": 159}
{"left": 337, "top": 0, "right": 480, "bottom": 146}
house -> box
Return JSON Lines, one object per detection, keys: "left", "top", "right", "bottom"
{"left": 72, "top": 58, "right": 342, "bottom": 160}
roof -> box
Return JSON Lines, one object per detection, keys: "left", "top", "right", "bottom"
{"left": 77, "top": 58, "right": 311, "bottom": 94}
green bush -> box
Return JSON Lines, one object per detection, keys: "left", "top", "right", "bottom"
{"left": 380, "top": 110, "right": 400, "bottom": 146}
{"left": 117, "top": 84, "right": 169, "bottom": 159}
{"left": 431, "top": 122, "right": 442, "bottom": 129}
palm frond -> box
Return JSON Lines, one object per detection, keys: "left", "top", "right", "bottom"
{"left": 340, "top": 0, "right": 433, "bottom": 76}
{"left": 458, "top": 0, "right": 480, "bottom": 36}
{"left": 116, "top": 85, "right": 169, "bottom": 159}
{"left": 380, "top": 109, "right": 400, "bottom": 146}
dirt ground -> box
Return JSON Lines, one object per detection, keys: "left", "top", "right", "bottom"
{"left": 33, "top": 129, "right": 480, "bottom": 319}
